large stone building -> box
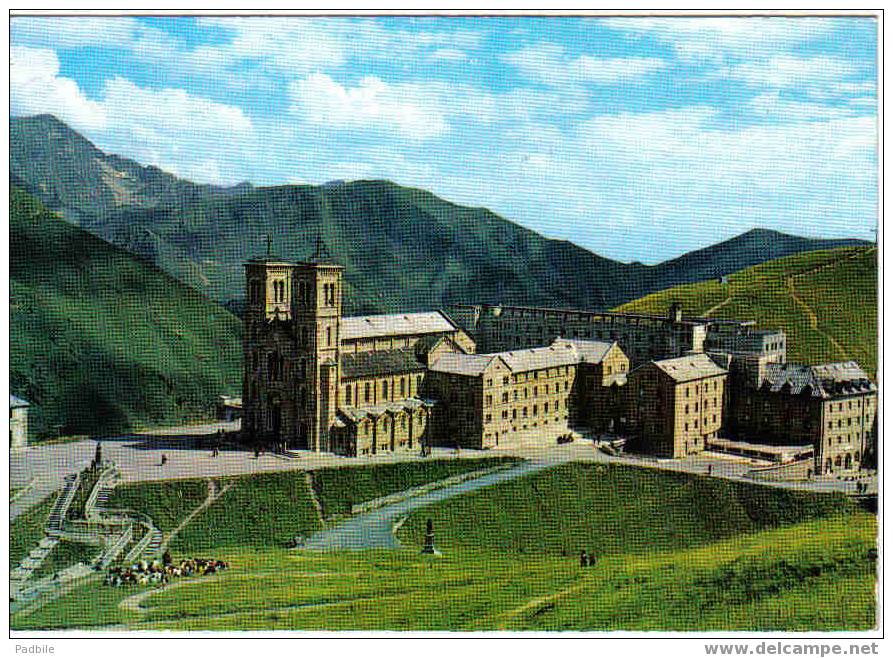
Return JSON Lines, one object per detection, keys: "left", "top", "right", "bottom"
{"left": 241, "top": 249, "right": 875, "bottom": 475}
{"left": 626, "top": 354, "right": 728, "bottom": 458}
{"left": 425, "top": 339, "right": 628, "bottom": 449}
{"left": 726, "top": 361, "right": 877, "bottom": 475}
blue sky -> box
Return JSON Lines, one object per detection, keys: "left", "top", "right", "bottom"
{"left": 10, "top": 15, "right": 877, "bottom": 263}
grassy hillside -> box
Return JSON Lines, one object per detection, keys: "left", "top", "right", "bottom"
{"left": 397, "top": 462, "right": 858, "bottom": 556}
{"left": 12, "top": 115, "right": 869, "bottom": 316}
{"left": 11, "top": 464, "right": 875, "bottom": 631}
{"left": 615, "top": 246, "right": 878, "bottom": 377}
{"left": 10, "top": 186, "right": 243, "bottom": 439}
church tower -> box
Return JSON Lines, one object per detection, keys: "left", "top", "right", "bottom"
{"left": 242, "top": 247, "right": 297, "bottom": 443}
{"left": 291, "top": 237, "right": 344, "bottom": 452}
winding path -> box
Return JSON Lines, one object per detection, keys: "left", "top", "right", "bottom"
{"left": 302, "top": 457, "right": 563, "bottom": 551}
{"left": 158, "top": 479, "right": 232, "bottom": 554}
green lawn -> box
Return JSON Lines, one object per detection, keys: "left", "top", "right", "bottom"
{"left": 311, "top": 456, "right": 520, "bottom": 518}
{"left": 31, "top": 540, "right": 100, "bottom": 580}
{"left": 397, "top": 463, "right": 858, "bottom": 557}
{"left": 170, "top": 471, "right": 323, "bottom": 553}
{"left": 10, "top": 496, "right": 56, "bottom": 567}
{"left": 616, "top": 246, "right": 877, "bottom": 378}
{"left": 106, "top": 478, "right": 209, "bottom": 533}
{"left": 10, "top": 463, "right": 876, "bottom": 632}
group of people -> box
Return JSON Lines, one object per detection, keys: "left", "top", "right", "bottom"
{"left": 579, "top": 550, "right": 598, "bottom": 568}
{"left": 104, "top": 556, "right": 229, "bottom": 587}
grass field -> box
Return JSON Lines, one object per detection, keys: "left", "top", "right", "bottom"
{"left": 10, "top": 496, "right": 55, "bottom": 567}
{"left": 107, "top": 479, "right": 209, "bottom": 534}
{"left": 31, "top": 540, "right": 99, "bottom": 580}
{"left": 615, "top": 246, "right": 877, "bottom": 378}
{"left": 9, "top": 462, "right": 875, "bottom": 632}
{"left": 311, "top": 456, "right": 520, "bottom": 518}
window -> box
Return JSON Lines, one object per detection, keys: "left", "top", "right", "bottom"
{"left": 382, "top": 380, "right": 389, "bottom": 400}
{"left": 400, "top": 378, "right": 406, "bottom": 397}
{"left": 365, "top": 383, "right": 371, "bottom": 403}
{"left": 346, "top": 386, "right": 352, "bottom": 406}
{"left": 327, "top": 326, "right": 332, "bottom": 347}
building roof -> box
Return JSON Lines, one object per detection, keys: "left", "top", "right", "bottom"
{"left": 10, "top": 394, "right": 29, "bottom": 409}
{"left": 429, "top": 353, "right": 498, "bottom": 377}
{"left": 430, "top": 338, "right": 621, "bottom": 377}
{"left": 340, "top": 348, "right": 426, "bottom": 379}
{"left": 651, "top": 353, "right": 728, "bottom": 382}
{"left": 763, "top": 361, "right": 876, "bottom": 398}
{"left": 499, "top": 342, "right": 581, "bottom": 373}
{"left": 341, "top": 311, "right": 458, "bottom": 341}
{"left": 551, "top": 338, "right": 616, "bottom": 364}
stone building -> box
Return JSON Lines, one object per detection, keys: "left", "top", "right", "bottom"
{"left": 449, "top": 302, "right": 775, "bottom": 368}
{"left": 10, "top": 394, "right": 29, "bottom": 450}
{"left": 241, "top": 249, "right": 473, "bottom": 455}
{"left": 727, "top": 361, "right": 877, "bottom": 475}
{"left": 627, "top": 353, "right": 728, "bottom": 458}
{"left": 425, "top": 338, "right": 629, "bottom": 449}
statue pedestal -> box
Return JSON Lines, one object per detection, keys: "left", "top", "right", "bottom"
{"left": 420, "top": 520, "right": 441, "bottom": 556}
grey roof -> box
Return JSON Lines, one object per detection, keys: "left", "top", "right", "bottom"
{"left": 551, "top": 338, "right": 616, "bottom": 364}
{"left": 764, "top": 361, "right": 876, "bottom": 398}
{"left": 499, "top": 342, "right": 580, "bottom": 373}
{"left": 341, "top": 310, "right": 458, "bottom": 341}
{"left": 429, "top": 353, "right": 498, "bottom": 377}
{"left": 10, "top": 394, "right": 29, "bottom": 409}
{"left": 340, "top": 349, "right": 426, "bottom": 379}
{"left": 652, "top": 353, "right": 727, "bottom": 382}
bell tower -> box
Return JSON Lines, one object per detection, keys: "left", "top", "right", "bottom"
{"left": 291, "top": 237, "right": 344, "bottom": 452}
{"left": 242, "top": 238, "right": 296, "bottom": 443}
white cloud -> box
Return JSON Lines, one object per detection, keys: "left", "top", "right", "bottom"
{"left": 289, "top": 73, "right": 448, "bottom": 140}
{"left": 10, "top": 46, "right": 107, "bottom": 131}
{"left": 430, "top": 48, "right": 467, "bottom": 62}
{"left": 600, "top": 17, "right": 841, "bottom": 62}
{"left": 748, "top": 91, "right": 855, "bottom": 121}
{"left": 503, "top": 42, "right": 665, "bottom": 86}
{"left": 730, "top": 55, "right": 860, "bottom": 88}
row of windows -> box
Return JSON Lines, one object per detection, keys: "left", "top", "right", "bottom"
{"left": 485, "top": 399, "right": 571, "bottom": 424}
{"left": 684, "top": 398, "right": 719, "bottom": 413}
{"left": 684, "top": 380, "right": 720, "bottom": 397}
{"left": 683, "top": 415, "right": 718, "bottom": 432}
{"left": 345, "top": 375, "right": 425, "bottom": 406}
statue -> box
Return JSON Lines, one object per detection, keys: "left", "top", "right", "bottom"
{"left": 421, "top": 518, "right": 440, "bottom": 555}
{"left": 92, "top": 442, "right": 103, "bottom": 470}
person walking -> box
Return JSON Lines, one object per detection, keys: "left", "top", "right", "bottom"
{"left": 580, "top": 549, "right": 589, "bottom": 568}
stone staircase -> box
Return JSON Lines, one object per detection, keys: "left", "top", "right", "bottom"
{"left": 145, "top": 527, "right": 164, "bottom": 560}
{"left": 10, "top": 536, "right": 59, "bottom": 597}
{"left": 46, "top": 473, "right": 80, "bottom": 535}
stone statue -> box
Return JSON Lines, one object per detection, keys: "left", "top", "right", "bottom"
{"left": 421, "top": 518, "right": 439, "bottom": 555}
{"left": 93, "top": 442, "right": 102, "bottom": 469}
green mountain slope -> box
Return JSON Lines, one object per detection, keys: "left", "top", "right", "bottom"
{"left": 10, "top": 186, "right": 243, "bottom": 439}
{"left": 11, "top": 115, "right": 869, "bottom": 316}
{"left": 615, "top": 246, "right": 878, "bottom": 377}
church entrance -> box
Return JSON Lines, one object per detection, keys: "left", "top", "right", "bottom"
{"left": 293, "top": 421, "right": 310, "bottom": 451}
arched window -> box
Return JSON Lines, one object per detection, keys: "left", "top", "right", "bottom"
{"left": 382, "top": 380, "right": 389, "bottom": 400}
{"left": 346, "top": 385, "right": 353, "bottom": 406}
{"left": 327, "top": 326, "right": 332, "bottom": 347}
{"left": 365, "top": 382, "right": 372, "bottom": 403}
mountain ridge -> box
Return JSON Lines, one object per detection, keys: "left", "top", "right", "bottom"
{"left": 11, "top": 114, "right": 870, "bottom": 316}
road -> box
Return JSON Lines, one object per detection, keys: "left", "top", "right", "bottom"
{"left": 303, "top": 458, "right": 559, "bottom": 550}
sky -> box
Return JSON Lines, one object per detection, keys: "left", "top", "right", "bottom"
{"left": 10, "top": 14, "right": 878, "bottom": 263}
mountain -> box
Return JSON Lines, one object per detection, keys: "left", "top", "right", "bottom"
{"left": 10, "top": 186, "right": 243, "bottom": 440}
{"left": 615, "top": 246, "right": 878, "bottom": 378}
{"left": 10, "top": 114, "right": 871, "bottom": 316}
{"left": 10, "top": 114, "right": 249, "bottom": 224}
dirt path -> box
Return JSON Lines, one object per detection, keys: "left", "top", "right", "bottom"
{"left": 158, "top": 479, "right": 232, "bottom": 554}
{"left": 304, "top": 472, "right": 326, "bottom": 529}
{"left": 783, "top": 247, "right": 871, "bottom": 362}
{"left": 703, "top": 291, "right": 732, "bottom": 317}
